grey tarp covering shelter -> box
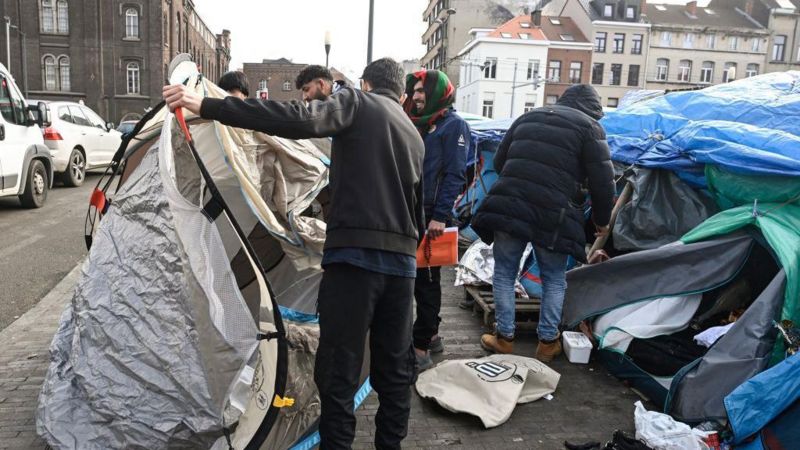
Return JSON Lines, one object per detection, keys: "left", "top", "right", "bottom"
{"left": 613, "top": 168, "right": 718, "bottom": 252}
{"left": 36, "top": 60, "right": 349, "bottom": 449}
{"left": 562, "top": 233, "right": 784, "bottom": 422}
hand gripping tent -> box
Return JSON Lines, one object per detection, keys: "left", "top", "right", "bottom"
{"left": 36, "top": 59, "right": 370, "bottom": 449}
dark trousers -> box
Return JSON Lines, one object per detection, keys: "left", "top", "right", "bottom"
{"left": 314, "top": 263, "right": 416, "bottom": 450}
{"left": 412, "top": 266, "right": 441, "bottom": 351}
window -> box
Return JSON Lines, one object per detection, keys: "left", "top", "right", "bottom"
{"left": 43, "top": 55, "right": 57, "bottom": 91}
{"left": 700, "top": 61, "right": 714, "bottom": 83}
{"left": 723, "top": 62, "right": 737, "bottom": 82}
{"left": 546, "top": 95, "right": 558, "bottom": 105}
{"left": 569, "top": 62, "right": 582, "bottom": 84}
{"left": 560, "top": 34, "right": 575, "bottom": 41}
{"left": 610, "top": 64, "right": 622, "bottom": 85}
{"left": 482, "top": 100, "right": 494, "bottom": 118}
{"left": 604, "top": 4, "right": 613, "bottom": 17}
{"left": 626, "top": 6, "right": 635, "bottom": 18}
{"left": 125, "top": 8, "right": 139, "bottom": 38}
{"left": 56, "top": 1, "right": 69, "bottom": 33}
{"left": 628, "top": 65, "right": 640, "bottom": 86}
{"left": 523, "top": 95, "right": 536, "bottom": 112}
{"left": 41, "top": 0, "right": 55, "bottom": 33}
{"left": 746, "top": 63, "right": 759, "bottom": 77}
{"left": 654, "top": 4, "right": 666, "bottom": 10}
{"left": 729, "top": 36, "right": 739, "bottom": 51}
{"left": 706, "top": 33, "right": 716, "bottom": 49}
{"left": 282, "top": 81, "right": 291, "bottom": 91}
{"left": 483, "top": 58, "right": 497, "bottom": 79}
{"left": 683, "top": 33, "right": 694, "bottom": 49}
{"left": 0, "top": 75, "right": 26, "bottom": 124}
{"left": 527, "top": 59, "right": 540, "bottom": 80}
{"left": 548, "top": 60, "right": 561, "bottom": 82}
{"left": 656, "top": 58, "right": 669, "bottom": 81}
{"left": 521, "top": 22, "right": 531, "bottom": 28}
{"left": 773, "top": 35, "right": 786, "bottom": 61}
{"left": 632, "top": 34, "right": 643, "bottom": 54}
{"left": 752, "top": 38, "right": 761, "bottom": 53}
{"left": 549, "top": 18, "right": 562, "bottom": 25}
{"left": 592, "top": 63, "right": 604, "bottom": 85}
{"left": 660, "top": 31, "right": 672, "bottom": 46}
{"left": 259, "top": 79, "right": 268, "bottom": 91}
{"left": 58, "top": 56, "right": 70, "bottom": 91}
{"left": 677, "top": 60, "right": 691, "bottom": 82}
{"left": 519, "top": 33, "right": 530, "bottom": 39}
{"left": 613, "top": 33, "right": 625, "bottom": 53}
{"left": 69, "top": 105, "right": 91, "bottom": 127}
{"left": 607, "top": 97, "right": 619, "bottom": 108}
{"left": 126, "top": 61, "right": 140, "bottom": 95}
{"left": 500, "top": 32, "right": 513, "bottom": 38}
{"left": 595, "top": 32, "right": 607, "bottom": 53}
{"left": 58, "top": 106, "right": 72, "bottom": 123}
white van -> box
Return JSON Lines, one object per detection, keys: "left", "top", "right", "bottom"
{"left": 0, "top": 63, "right": 53, "bottom": 208}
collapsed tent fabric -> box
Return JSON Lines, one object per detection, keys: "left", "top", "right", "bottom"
{"left": 37, "top": 62, "right": 360, "bottom": 449}
{"left": 415, "top": 355, "right": 559, "bottom": 428}
{"left": 602, "top": 71, "right": 800, "bottom": 187}
{"left": 562, "top": 231, "right": 786, "bottom": 422}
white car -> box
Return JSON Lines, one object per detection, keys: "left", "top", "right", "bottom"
{"left": 40, "top": 102, "right": 122, "bottom": 187}
{"left": 0, "top": 63, "right": 53, "bottom": 208}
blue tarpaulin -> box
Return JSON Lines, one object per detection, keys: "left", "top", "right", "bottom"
{"left": 602, "top": 71, "right": 800, "bottom": 187}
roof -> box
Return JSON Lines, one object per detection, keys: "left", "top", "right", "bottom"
{"left": 760, "top": 0, "right": 800, "bottom": 9}
{"left": 539, "top": 16, "right": 590, "bottom": 43}
{"left": 645, "top": 2, "right": 765, "bottom": 30}
{"left": 486, "top": 15, "right": 548, "bottom": 41}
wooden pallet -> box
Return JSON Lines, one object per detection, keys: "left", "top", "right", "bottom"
{"left": 464, "top": 285, "right": 541, "bottom": 330}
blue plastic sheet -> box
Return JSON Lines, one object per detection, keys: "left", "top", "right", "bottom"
{"left": 602, "top": 72, "right": 800, "bottom": 186}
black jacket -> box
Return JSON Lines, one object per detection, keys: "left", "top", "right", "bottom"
{"left": 201, "top": 87, "right": 426, "bottom": 257}
{"left": 471, "top": 85, "right": 615, "bottom": 261}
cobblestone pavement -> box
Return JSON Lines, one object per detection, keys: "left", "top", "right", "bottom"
{"left": 0, "top": 266, "right": 646, "bottom": 450}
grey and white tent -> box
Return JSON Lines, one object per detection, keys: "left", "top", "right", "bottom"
{"left": 36, "top": 59, "right": 366, "bottom": 449}
{"left": 562, "top": 231, "right": 786, "bottom": 423}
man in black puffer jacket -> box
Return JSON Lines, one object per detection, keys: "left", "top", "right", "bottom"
{"left": 471, "top": 84, "right": 615, "bottom": 361}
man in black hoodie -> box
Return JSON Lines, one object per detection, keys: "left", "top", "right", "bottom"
{"left": 471, "top": 84, "right": 615, "bottom": 362}
{"left": 164, "top": 58, "right": 425, "bottom": 450}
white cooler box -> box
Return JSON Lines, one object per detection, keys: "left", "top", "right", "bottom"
{"left": 562, "top": 331, "right": 593, "bottom": 364}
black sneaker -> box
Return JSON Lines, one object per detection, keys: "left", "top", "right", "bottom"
{"left": 458, "top": 299, "right": 474, "bottom": 310}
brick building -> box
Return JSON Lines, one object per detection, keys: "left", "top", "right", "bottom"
{"left": 242, "top": 58, "right": 354, "bottom": 102}
{"left": 0, "top": 0, "right": 231, "bottom": 123}
{"left": 538, "top": 15, "right": 593, "bottom": 104}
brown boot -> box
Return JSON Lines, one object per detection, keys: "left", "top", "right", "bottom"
{"left": 480, "top": 332, "right": 514, "bottom": 354}
{"left": 536, "top": 335, "right": 563, "bottom": 362}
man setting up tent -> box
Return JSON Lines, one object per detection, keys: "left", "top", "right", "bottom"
{"left": 403, "top": 70, "right": 468, "bottom": 371}
{"left": 163, "top": 57, "right": 425, "bottom": 450}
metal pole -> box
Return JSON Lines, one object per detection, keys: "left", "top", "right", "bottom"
{"left": 4, "top": 16, "right": 10, "bottom": 72}
{"left": 509, "top": 59, "right": 518, "bottom": 118}
{"left": 20, "top": 31, "right": 27, "bottom": 96}
{"left": 367, "top": 0, "right": 374, "bottom": 64}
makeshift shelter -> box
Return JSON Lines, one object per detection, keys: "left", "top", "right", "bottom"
{"left": 36, "top": 58, "right": 367, "bottom": 450}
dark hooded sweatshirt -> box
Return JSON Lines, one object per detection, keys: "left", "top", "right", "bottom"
{"left": 471, "top": 84, "right": 615, "bottom": 262}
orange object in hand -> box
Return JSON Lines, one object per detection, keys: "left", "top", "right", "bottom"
{"left": 416, "top": 227, "right": 459, "bottom": 268}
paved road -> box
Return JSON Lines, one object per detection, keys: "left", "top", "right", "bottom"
{"left": 0, "top": 173, "right": 106, "bottom": 331}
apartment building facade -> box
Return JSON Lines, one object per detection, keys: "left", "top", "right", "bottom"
{"left": 0, "top": 0, "right": 231, "bottom": 123}
{"left": 644, "top": 1, "right": 769, "bottom": 90}
{"left": 539, "top": 16, "right": 593, "bottom": 104}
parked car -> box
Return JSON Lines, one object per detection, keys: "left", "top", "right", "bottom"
{"left": 36, "top": 101, "right": 122, "bottom": 187}
{"left": 0, "top": 63, "right": 53, "bottom": 208}
{"left": 116, "top": 120, "right": 138, "bottom": 137}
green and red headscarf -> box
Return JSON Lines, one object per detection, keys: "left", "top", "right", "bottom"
{"left": 403, "top": 70, "right": 455, "bottom": 133}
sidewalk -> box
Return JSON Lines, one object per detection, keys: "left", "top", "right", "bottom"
{"left": 0, "top": 265, "right": 644, "bottom": 450}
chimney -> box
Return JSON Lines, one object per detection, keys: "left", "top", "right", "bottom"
{"left": 532, "top": 9, "right": 542, "bottom": 26}
{"left": 685, "top": 0, "right": 697, "bottom": 16}
{"left": 745, "top": 0, "right": 754, "bottom": 16}
{"left": 640, "top": 0, "right": 647, "bottom": 15}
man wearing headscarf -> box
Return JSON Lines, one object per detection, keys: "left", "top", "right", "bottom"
{"left": 403, "top": 70, "right": 469, "bottom": 370}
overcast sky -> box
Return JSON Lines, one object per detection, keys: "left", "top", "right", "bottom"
{"left": 193, "top": 0, "right": 429, "bottom": 81}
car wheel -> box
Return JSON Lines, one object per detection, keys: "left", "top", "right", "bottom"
{"left": 19, "top": 159, "right": 48, "bottom": 208}
{"left": 62, "top": 148, "right": 86, "bottom": 187}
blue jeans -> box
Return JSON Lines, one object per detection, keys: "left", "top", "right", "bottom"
{"left": 492, "top": 232, "right": 568, "bottom": 341}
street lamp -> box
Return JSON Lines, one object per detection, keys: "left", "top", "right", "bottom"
{"left": 324, "top": 30, "right": 331, "bottom": 68}
{"left": 367, "top": 0, "right": 374, "bottom": 64}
